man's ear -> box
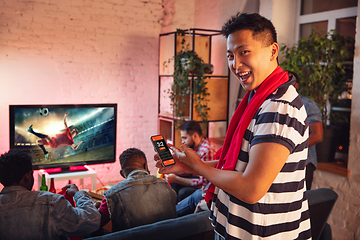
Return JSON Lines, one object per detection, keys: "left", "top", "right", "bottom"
{"left": 120, "top": 170, "right": 125, "bottom": 178}
{"left": 20, "top": 170, "right": 34, "bottom": 190}
{"left": 192, "top": 132, "right": 199, "bottom": 141}
{"left": 270, "top": 42, "right": 279, "bottom": 61}
{"left": 23, "top": 171, "right": 32, "bottom": 182}
{"left": 144, "top": 163, "right": 150, "bottom": 174}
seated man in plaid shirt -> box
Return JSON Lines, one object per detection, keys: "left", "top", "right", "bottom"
{"left": 165, "top": 120, "right": 215, "bottom": 202}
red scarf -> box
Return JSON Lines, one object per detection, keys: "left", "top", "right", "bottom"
{"left": 205, "top": 66, "right": 289, "bottom": 205}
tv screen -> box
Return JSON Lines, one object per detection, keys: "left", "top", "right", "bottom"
{"left": 9, "top": 104, "right": 117, "bottom": 172}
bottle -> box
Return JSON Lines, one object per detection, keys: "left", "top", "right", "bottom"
{"left": 49, "top": 178, "right": 56, "bottom": 193}
{"left": 40, "top": 174, "right": 48, "bottom": 191}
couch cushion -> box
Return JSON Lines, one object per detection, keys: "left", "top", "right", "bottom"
{"left": 87, "top": 211, "right": 214, "bottom": 240}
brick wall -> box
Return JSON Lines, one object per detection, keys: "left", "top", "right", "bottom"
{"left": 312, "top": 171, "right": 360, "bottom": 240}
{"left": 0, "top": 0, "right": 164, "bottom": 189}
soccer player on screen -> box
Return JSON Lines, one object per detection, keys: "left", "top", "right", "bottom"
{"left": 27, "top": 111, "right": 83, "bottom": 161}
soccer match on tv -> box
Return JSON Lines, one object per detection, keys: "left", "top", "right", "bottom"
{"left": 10, "top": 104, "right": 116, "bottom": 169}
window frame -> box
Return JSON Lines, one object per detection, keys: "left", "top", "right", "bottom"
{"left": 295, "top": 2, "right": 357, "bottom": 41}
{"left": 295, "top": 1, "right": 357, "bottom": 177}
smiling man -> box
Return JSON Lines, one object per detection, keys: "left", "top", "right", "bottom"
{"left": 227, "top": 29, "right": 277, "bottom": 92}
{"left": 156, "top": 13, "right": 311, "bottom": 240}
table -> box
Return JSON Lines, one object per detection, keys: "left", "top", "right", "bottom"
{"left": 37, "top": 165, "right": 97, "bottom": 191}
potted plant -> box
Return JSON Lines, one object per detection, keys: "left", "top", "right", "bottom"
{"left": 280, "top": 29, "right": 354, "bottom": 162}
{"left": 164, "top": 29, "right": 210, "bottom": 125}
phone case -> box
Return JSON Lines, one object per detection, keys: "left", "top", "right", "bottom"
{"left": 150, "top": 135, "right": 175, "bottom": 167}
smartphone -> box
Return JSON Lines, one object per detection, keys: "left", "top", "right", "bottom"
{"left": 150, "top": 135, "right": 175, "bottom": 167}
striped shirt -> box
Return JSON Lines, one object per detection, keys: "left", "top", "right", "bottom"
{"left": 210, "top": 82, "right": 312, "bottom": 240}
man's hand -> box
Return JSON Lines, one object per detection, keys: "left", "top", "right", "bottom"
{"left": 165, "top": 173, "right": 178, "bottom": 183}
{"left": 62, "top": 184, "right": 79, "bottom": 197}
{"left": 171, "top": 144, "right": 203, "bottom": 172}
{"left": 154, "top": 152, "right": 183, "bottom": 174}
{"left": 153, "top": 144, "right": 196, "bottom": 175}
{"left": 94, "top": 201, "right": 101, "bottom": 209}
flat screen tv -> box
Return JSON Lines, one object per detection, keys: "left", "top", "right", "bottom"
{"left": 9, "top": 103, "right": 117, "bottom": 173}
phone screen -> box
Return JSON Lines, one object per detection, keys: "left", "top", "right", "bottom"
{"left": 151, "top": 135, "right": 175, "bottom": 167}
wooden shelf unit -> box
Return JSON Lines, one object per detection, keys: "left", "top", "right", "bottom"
{"left": 158, "top": 29, "right": 229, "bottom": 148}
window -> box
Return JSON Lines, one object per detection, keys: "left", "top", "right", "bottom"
{"left": 301, "top": 0, "right": 357, "bottom": 15}
{"left": 297, "top": 0, "right": 357, "bottom": 177}
{"left": 300, "top": 20, "right": 328, "bottom": 38}
{"left": 298, "top": 3, "right": 357, "bottom": 39}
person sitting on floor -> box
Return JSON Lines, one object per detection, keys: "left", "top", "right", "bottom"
{"left": 0, "top": 149, "right": 101, "bottom": 240}
{"left": 98, "top": 147, "right": 177, "bottom": 232}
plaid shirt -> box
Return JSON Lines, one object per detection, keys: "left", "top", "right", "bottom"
{"left": 191, "top": 138, "right": 215, "bottom": 188}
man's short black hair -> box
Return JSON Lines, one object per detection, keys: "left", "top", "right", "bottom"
{"left": 0, "top": 150, "right": 33, "bottom": 187}
{"left": 221, "top": 12, "right": 277, "bottom": 47}
{"left": 179, "top": 120, "right": 203, "bottom": 137}
{"left": 119, "top": 148, "right": 146, "bottom": 169}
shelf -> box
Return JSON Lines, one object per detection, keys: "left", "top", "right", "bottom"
{"left": 317, "top": 162, "right": 350, "bottom": 177}
{"left": 159, "top": 33, "right": 211, "bottom": 76}
{"left": 158, "top": 28, "right": 229, "bottom": 148}
{"left": 159, "top": 74, "right": 229, "bottom": 78}
{"left": 159, "top": 77, "right": 229, "bottom": 121}
{"left": 204, "top": 74, "right": 228, "bottom": 78}
{"left": 158, "top": 114, "right": 191, "bottom": 120}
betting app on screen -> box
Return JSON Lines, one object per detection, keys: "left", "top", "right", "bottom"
{"left": 151, "top": 135, "right": 175, "bottom": 167}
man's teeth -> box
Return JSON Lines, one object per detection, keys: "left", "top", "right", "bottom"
{"left": 239, "top": 72, "right": 250, "bottom": 76}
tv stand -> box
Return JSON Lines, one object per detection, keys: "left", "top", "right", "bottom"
{"left": 37, "top": 165, "right": 97, "bottom": 191}
{"left": 44, "top": 165, "right": 88, "bottom": 174}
